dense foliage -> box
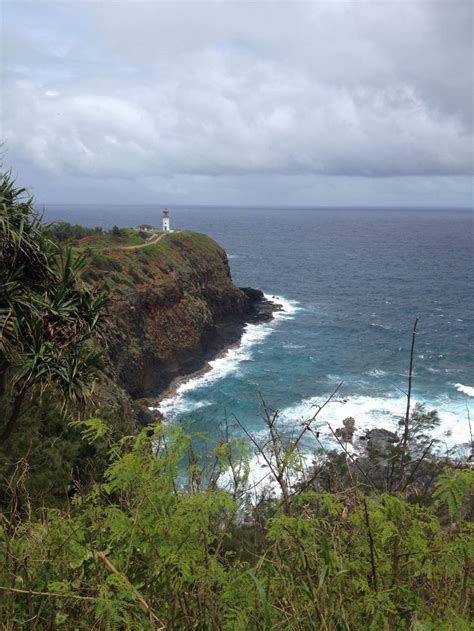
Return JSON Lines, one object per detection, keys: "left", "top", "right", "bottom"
{"left": 46, "top": 221, "right": 148, "bottom": 247}
{"left": 0, "top": 173, "right": 108, "bottom": 442}
{"left": 0, "top": 421, "right": 472, "bottom": 630}
{"left": 0, "top": 172, "right": 115, "bottom": 503}
{"left": 45, "top": 221, "right": 105, "bottom": 243}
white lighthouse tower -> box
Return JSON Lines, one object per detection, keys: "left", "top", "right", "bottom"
{"left": 162, "top": 208, "right": 170, "bottom": 232}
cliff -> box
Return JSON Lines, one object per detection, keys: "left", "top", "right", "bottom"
{"left": 80, "top": 231, "right": 274, "bottom": 407}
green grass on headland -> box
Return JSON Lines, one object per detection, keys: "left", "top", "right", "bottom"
{"left": 76, "top": 228, "right": 157, "bottom": 249}
{"left": 77, "top": 229, "right": 228, "bottom": 293}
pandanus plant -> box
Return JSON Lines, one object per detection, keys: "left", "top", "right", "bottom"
{"left": 0, "top": 171, "right": 108, "bottom": 443}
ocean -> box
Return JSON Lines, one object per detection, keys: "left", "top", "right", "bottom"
{"left": 42, "top": 204, "right": 473, "bottom": 458}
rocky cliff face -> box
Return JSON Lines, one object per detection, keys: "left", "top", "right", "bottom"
{"left": 83, "top": 231, "right": 273, "bottom": 402}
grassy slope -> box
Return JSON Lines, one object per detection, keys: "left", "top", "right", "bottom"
{"left": 76, "top": 227, "right": 157, "bottom": 249}
{"left": 80, "top": 230, "right": 232, "bottom": 294}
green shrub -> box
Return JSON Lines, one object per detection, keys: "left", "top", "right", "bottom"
{"left": 0, "top": 423, "right": 471, "bottom": 630}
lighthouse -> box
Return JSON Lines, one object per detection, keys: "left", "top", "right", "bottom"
{"left": 162, "top": 208, "right": 170, "bottom": 232}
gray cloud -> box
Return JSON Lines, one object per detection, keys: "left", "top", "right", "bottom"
{"left": 1, "top": 0, "right": 472, "bottom": 205}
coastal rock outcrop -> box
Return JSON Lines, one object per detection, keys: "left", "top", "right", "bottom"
{"left": 361, "top": 428, "right": 400, "bottom": 452}
{"left": 83, "top": 231, "right": 275, "bottom": 401}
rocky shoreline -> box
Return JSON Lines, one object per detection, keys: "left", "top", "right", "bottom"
{"left": 87, "top": 230, "right": 283, "bottom": 427}
{"left": 136, "top": 290, "right": 282, "bottom": 423}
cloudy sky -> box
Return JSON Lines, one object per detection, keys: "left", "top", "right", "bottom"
{"left": 1, "top": 0, "right": 473, "bottom": 206}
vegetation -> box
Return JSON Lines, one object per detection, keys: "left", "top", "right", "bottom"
{"left": 0, "top": 418, "right": 472, "bottom": 630}
{"left": 0, "top": 172, "right": 472, "bottom": 629}
{"left": 77, "top": 230, "right": 230, "bottom": 293}
{"left": 0, "top": 173, "right": 108, "bottom": 444}
{"left": 0, "top": 173, "right": 131, "bottom": 504}
{"left": 46, "top": 221, "right": 156, "bottom": 249}
{"left": 45, "top": 222, "right": 105, "bottom": 243}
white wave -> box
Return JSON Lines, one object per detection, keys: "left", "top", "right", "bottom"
{"left": 454, "top": 383, "right": 474, "bottom": 397}
{"left": 366, "top": 369, "right": 387, "bottom": 377}
{"left": 276, "top": 392, "right": 472, "bottom": 446}
{"left": 265, "top": 294, "right": 301, "bottom": 320}
{"left": 219, "top": 391, "right": 471, "bottom": 501}
{"left": 219, "top": 448, "right": 316, "bottom": 501}
{"left": 158, "top": 294, "right": 300, "bottom": 418}
{"left": 283, "top": 344, "right": 306, "bottom": 349}
{"left": 227, "top": 254, "right": 240, "bottom": 259}
{"left": 325, "top": 373, "right": 344, "bottom": 382}
{"left": 371, "top": 322, "right": 391, "bottom": 330}
{"left": 151, "top": 398, "right": 212, "bottom": 417}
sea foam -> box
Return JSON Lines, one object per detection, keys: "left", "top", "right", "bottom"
{"left": 219, "top": 448, "right": 316, "bottom": 500}
{"left": 454, "top": 383, "right": 474, "bottom": 397}
{"left": 366, "top": 368, "right": 387, "bottom": 377}
{"left": 219, "top": 389, "right": 472, "bottom": 501}
{"left": 157, "top": 294, "right": 300, "bottom": 419}
{"left": 276, "top": 392, "right": 472, "bottom": 447}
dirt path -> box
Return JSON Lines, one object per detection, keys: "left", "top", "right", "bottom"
{"left": 120, "top": 231, "right": 175, "bottom": 250}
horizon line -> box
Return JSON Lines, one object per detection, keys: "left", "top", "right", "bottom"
{"left": 36, "top": 202, "right": 474, "bottom": 211}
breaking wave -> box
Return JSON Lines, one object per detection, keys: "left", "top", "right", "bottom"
{"left": 276, "top": 392, "right": 472, "bottom": 447}
{"left": 454, "top": 383, "right": 474, "bottom": 397}
{"left": 366, "top": 368, "right": 388, "bottom": 377}
{"left": 157, "top": 295, "right": 300, "bottom": 419}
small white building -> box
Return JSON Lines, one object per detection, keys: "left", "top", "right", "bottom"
{"left": 162, "top": 208, "right": 170, "bottom": 232}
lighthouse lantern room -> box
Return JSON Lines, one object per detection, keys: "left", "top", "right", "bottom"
{"left": 162, "top": 208, "right": 170, "bottom": 232}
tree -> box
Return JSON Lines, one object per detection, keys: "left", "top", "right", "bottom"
{"left": 0, "top": 171, "right": 108, "bottom": 443}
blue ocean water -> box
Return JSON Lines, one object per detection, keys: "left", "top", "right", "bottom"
{"left": 43, "top": 204, "right": 473, "bottom": 448}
